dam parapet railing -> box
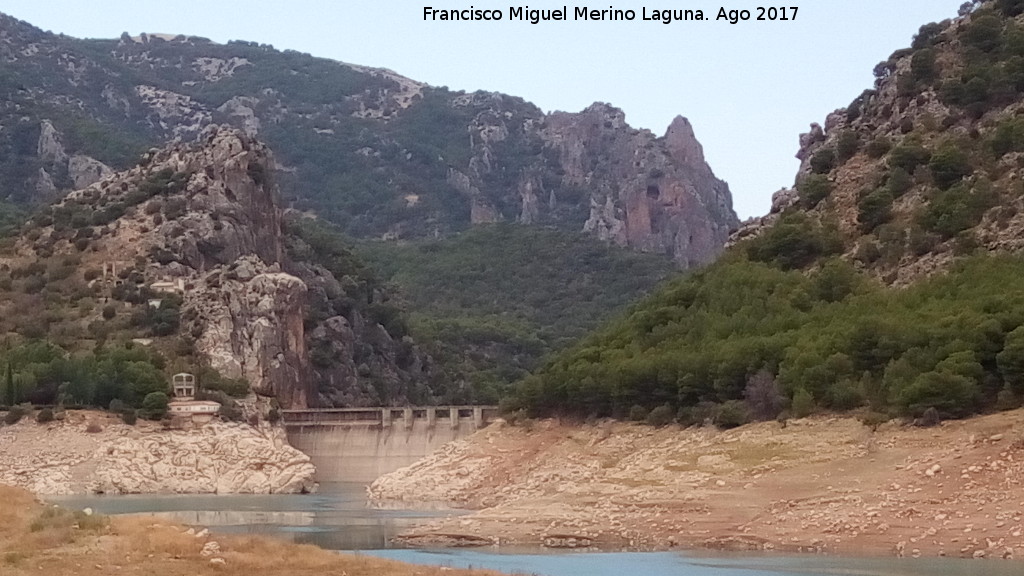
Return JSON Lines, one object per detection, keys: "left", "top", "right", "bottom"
{"left": 280, "top": 406, "right": 500, "bottom": 430}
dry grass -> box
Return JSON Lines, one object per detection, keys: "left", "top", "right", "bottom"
{"left": 0, "top": 485, "right": 504, "bottom": 576}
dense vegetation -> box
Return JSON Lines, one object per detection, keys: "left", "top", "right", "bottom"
{"left": 0, "top": 336, "right": 250, "bottom": 421}
{"left": 0, "top": 341, "right": 168, "bottom": 409}
{"left": 506, "top": 3, "right": 1024, "bottom": 424}
{"left": 356, "top": 224, "right": 677, "bottom": 401}
{"left": 509, "top": 252, "right": 1024, "bottom": 424}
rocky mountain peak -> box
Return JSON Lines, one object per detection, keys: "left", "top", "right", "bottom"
{"left": 577, "top": 102, "right": 630, "bottom": 130}
{"left": 664, "top": 115, "right": 707, "bottom": 170}
{"left": 0, "top": 13, "right": 738, "bottom": 268}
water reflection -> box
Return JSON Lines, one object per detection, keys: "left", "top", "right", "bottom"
{"left": 48, "top": 486, "right": 1024, "bottom": 576}
{"left": 367, "top": 549, "right": 1024, "bottom": 576}
{"left": 48, "top": 481, "right": 467, "bottom": 550}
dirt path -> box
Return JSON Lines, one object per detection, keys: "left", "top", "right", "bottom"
{"left": 369, "top": 411, "right": 1024, "bottom": 560}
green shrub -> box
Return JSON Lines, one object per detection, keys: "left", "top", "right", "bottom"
{"left": 628, "top": 405, "right": 649, "bottom": 422}
{"left": 267, "top": 407, "right": 281, "bottom": 423}
{"left": 827, "top": 378, "right": 866, "bottom": 411}
{"left": 859, "top": 411, "right": 890, "bottom": 431}
{"left": 747, "top": 213, "right": 842, "bottom": 270}
{"left": 928, "top": 144, "right": 973, "bottom": 190}
{"left": 195, "top": 366, "right": 250, "bottom": 397}
{"left": 791, "top": 388, "right": 815, "bottom": 419}
{"left": 888, "top": 143, "right": 932, "bottom": 173}
{"left": 676, "top": 402, "right": 718, "bottom": 427}
{"left": 989, "top": 117, "right": 1024, "bottom": 157}
{"left": 810, "top": 148, "right": 837, "bottom": 174}
{"left": 857, "top": 188, "right": 894, "bottom": 233}
{"left": 139, "top": 391, "right": 169, "bottom": 420}
{"left": 963, "top": 11, "right": 1004, "bottom": 53}
{"left": 908, "top": 226, "right": 939, "bottom": 256}
{"left": 918, "top": 182, "right": 996, "bottom": 239}
{"left": 35, "top": 408, "right": 54, "bottom": 423}
{"left": 886, "top": 168, "right": 914, "bottom": 197}
{"left": 998, "top": 0, "right": 1024, "bottom": 17}
{"left": 911, "top": 49, "right": 939, "bottom": 82}
{"left": 912, "top": 22, "right": 946, "bottom": 49}
{"left": 798, "top": 175, "right": 833, "bottom": 209}
{"left": 4, "top": 405, "right": 28, "bottom": 425}
{"left": 120, "top": 410, "right": 137, "bottom": 425}
{"left": 865, "top": 137, "right": 893, "bottom": 159}
{"left": 896, "top": 370, "right": 979, "bottom": 418}
{"left": 715, "top": 400, "right": 750, "bottom": 429}
{"left": 646, "top": 404, "right": 675, "bottom": 427}
{"left": 812, "top": 259, "right": 862, "bottom": 303}
{"left": 836, "top": 131, "right": 861, "bottom": 163}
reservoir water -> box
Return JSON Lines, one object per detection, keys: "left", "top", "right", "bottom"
{"left": 49, "top": 483, "right": 1021, "bottom": 576}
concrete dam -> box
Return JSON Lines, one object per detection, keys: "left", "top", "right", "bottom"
{"left": 282, "top": 406, "right": 499, "bottom": 483}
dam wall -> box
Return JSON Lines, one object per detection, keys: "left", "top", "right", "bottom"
{"left": 282, "top": 407, "right": 498, "bottom": 483}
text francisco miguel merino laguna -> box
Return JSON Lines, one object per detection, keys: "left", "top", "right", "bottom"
{"left": 423, "top": 6, "right": 800, "bottom": 24}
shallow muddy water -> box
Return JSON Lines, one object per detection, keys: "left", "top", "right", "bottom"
{"left": 50, "top": 483, "right": 1019, "bottom": 576}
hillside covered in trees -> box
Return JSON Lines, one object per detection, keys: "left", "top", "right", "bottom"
{"left": 356, "top": 224, "right": 676, "bottom": 402}
{"left": 507, "top": 0, "right": 1024, "bottom": 425}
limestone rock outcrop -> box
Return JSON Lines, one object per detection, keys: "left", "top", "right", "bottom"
{"left": 12, "top": 125, "right": 436, "bottom": 407}
{"left": 0, "top": 413, "right": 316, "bottom": 495}
{"left": 29, "top": 126, "right": 313, "bottom": 406}
{"left": 456, "top": 98, "right": 739, "bottom": 268}
{"left": 93, "top": 422, "right": 316, "bottom": 494}
{"left": 190, "top": 258, "right": 312, "bottom": 408}
{"left": 31, "top": 120, "right": 113, "bottom": 201}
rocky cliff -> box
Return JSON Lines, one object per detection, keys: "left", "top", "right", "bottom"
{"left": 0, "top": 126, "right": 438, "bottom": 408}
{"left": 734, "top": 1, "right": 1024, "bottom": 284}
{"left": 0, "top": 12, "right": 737, "bottom": 267}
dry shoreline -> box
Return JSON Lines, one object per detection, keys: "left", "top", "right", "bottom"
{"left": 369, "top": 411, "right": 1024, "bottom": 561}
{"left": 0, "top": 409, "right": 315, "bottom": 495}
{"left": 0, "top": 485, "right": 500, "bottom": 576}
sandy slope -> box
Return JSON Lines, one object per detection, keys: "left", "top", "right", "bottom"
{"left": 369, "top": 411, "right": 1024, "bottom": 560}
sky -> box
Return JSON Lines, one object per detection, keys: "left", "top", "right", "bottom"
{"left": 3, "top": 0, "right": 969, "bottom": 219}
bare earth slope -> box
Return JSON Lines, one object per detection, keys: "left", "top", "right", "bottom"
{"left": 370, "top": 413, "right": 1024, "bottom": 560}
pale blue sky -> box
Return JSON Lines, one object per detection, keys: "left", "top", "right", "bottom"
{"left": 4, "top": 1, "right": 967, "bottom": 218}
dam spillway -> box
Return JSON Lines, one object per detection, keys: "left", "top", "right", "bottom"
{"left": 281, "top": 406, "right": 499, "bottom": 483}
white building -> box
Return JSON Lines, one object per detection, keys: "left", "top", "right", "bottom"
{"left": 168, "top": 373, "right": 220, "bottom": 427}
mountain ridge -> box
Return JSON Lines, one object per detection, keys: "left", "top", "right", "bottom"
{"left": 0, "top": 11, "right": 737, "bottom": 267}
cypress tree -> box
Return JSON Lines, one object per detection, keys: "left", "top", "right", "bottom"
{"left": 4, "top": 363, "right": 13, "bottom": 407}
